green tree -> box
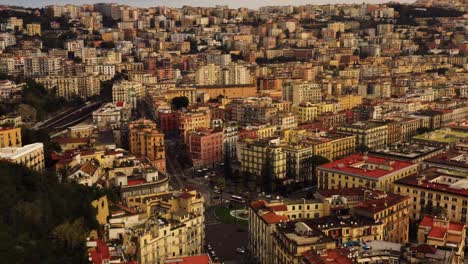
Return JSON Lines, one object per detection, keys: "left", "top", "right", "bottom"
{"left": 261, "top": 152, "right": 276, "bottom": 193}
{"left": 305, "top": 155, "right": 330, "bottom": 185}
{"left": 416, "top": 127, "right": 432, "bottom": 135}
{"left": 172, "top": 96, "right": 189, "bottom": 110}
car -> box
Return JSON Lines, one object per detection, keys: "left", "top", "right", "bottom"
{"left": 213, "top": 189, "right": 220, "bottom": 194}
{"left": 236, "top": 247, "right": 246, "bottom": 254}
{"left": 213, "top": 195, "right": 220, "bottom": 200}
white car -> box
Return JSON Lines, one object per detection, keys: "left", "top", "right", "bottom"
{"left": 236, "top": 247, "right": 245, "bottom": 254}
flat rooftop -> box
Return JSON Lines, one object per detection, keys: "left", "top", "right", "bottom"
{"left": 370, "top": 142, "right": 444, "bottom": 160}
{"left": 413, "top": 128, "right": 468, "bottom": 144}
{"left": 395, "top": 168, "right": 468, "bottom": 197}
{"left": 318, "top": 154, "right": 416, "bottom": 179}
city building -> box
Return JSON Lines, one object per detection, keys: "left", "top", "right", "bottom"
{"left": 394, "top": 167, "right": 468, "bottom": 223}
{"left": 240, "top": 138, "right": 287, "bottom": 181}
{"left": 0, "top": 143, "right": 44, "bottom": 171}
{"left": 249, "top": 197, "right": 330, "bottom": 264}
{"left": 128, "top": 119, "right": 166, "bottom": 171}
{"left": 317, "top": 154, "right": 419, "bottom": 192}
{"left": 26, "top": 23, "right": 41, "bottom": 36}
{"left": 417, "top": 215, "right": 465, "bottom": 263}
{"left": 337, "top": 121, "right": 389, "bottom": 149}
{"left": 112, "top": 81, "right": 144, "bottom": 109}
{"left": 136, "top": 190, "right": 204, "bottom": 264}
{"left": 0, "top": 127, "right": 21, "bottom": 148}
{"left": 188, "top": 128, "right": 223, "bottom": 168}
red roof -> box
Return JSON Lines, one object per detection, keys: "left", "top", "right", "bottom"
{"left": 127, "top": 178, "right": 146, "bottom": 186}
{"left": 250, "top": 200, "right": 267, "bottom": 211}
{"left": 116, "top": 101, "right": 125, "bottom": 107}
{"left": 318, "top": 154, "right": 415, "bottom": 179}
{"left": 89, "top": 240, "right": 110, "bottom": 264}
{"left": 179, "top": 192, "right": 195, "bottom": 199}
{"left": 420, "top": 215, "right": 434, "bottom": 228}
{"left": 302, "top": 249, "right": 354, "bottom": 264}
{"left": 413, "top": 244, "right": 437, "bottom": 254}
{"left": 261, "top": 211, "right": 288, "bottom": 224}
{"left": 449, "top": 222, "right": 465, "bottom": 232}
{"left": 268, "top": 204, "right": 288, "bottom": 211}
{"left": 428, "top": 226, "right": 446, "bottom": 239}
{"left": 164, "top": 254, "right": 211, "bottom": 264}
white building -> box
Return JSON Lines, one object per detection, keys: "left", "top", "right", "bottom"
{"left": 0, "top": 143, "right": 45, "bottom": 171}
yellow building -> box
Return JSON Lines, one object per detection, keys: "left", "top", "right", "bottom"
{"left": 137, "top": 190, "right": 205, "bottom": 264}
{"left": 0, "top": 127, "right": 21, "bottom": 148}
{"left": 129, "top": 119, "right": 166, "bottom": 171}
{"left": 336, "top": 94, "right": 362, "bottom": 111}
{"left": 292, "top": 102, "right": 318, "bottom": 123}
{"left": 337, "top": 121, "right": 388, "bottom": 149}
{"left": 272, "top": 221, "right": 336, "bottom": 264}
{"left": 394, "top": 167, "right": 468, "bottom": 223}
{"left": 0, "top": 143, "right": 44, "bottom": 171}
{"left": 249, "top": 198, "right": 330, "bottom": 264}
{"left": 26, "top": 23, "right": 41, "bottom": 36}
{"left": 35, "top": 74, "right": 101, "bottom": 100}
{"left": 417, "top": 215, "right": 465, "bottom": 263}
{"left": 166, "top": 87, "right": 197, "bottom": 105}
{"left": 91, "top": 196, "right": 109, "bottom": 226}
{"left": 353, "top": 193, "right": 410, "bottom": 243}
{"left": 256, "top": 125, "right": 276, "bottom": 139}
{"left": 179, "top": 110, "right": 211, "bottom": 141}
{"left": 240, "top": 138, "right": 287, "bottom": 180}
{"left": 317, "top": 154, "right": 419, "bottom": 192}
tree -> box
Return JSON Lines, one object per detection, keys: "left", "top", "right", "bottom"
{"left": 22, "top": 127, "right": 61, "bottom": 168}
{"left": 261, "top": 152, "right": 276, "bottom": 193}
{"left": 100, "top": 41, "right": 115, "bottom": 49}
{"left": 0, "top": 161, "right": 106, "bottom": 263}
{"left": 172, "top": 96, "right": 189, "bottom": 110}
{"left": 305, "top": 155, "right": 330, "bottom": 185}
{"left": 416, "top": 127, "right": 432, "bottom": 135}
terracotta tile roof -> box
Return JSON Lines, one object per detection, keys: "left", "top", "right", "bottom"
{"left": 164, "top": 254, "right": 211, "bottom": 264}
{"left": 261, "top": 211, "right": 288, "bottom": 224}
{"left": 250, "top": 200, "right": 267, "bottom": 211}
{"left": 302, "top": 248, "right": 354, "bottom": 264}
{"left": 428, "top": 227, "right": 446, "bottom": 239}
{"left": 268, "top": 204, "right": 288, "bottom": 211}
{"left": 179, "top": 192, "right": 195, "bottom": 199}
{"left": 89, "top": 240, "right": 110, "bottom": 264}
{"left": 413, "top": 244, "right": 437, "bottom": 254}
{"left": 80, "top": 162, "right": 98, "bottom": 176}
{"left": 419, "top": 215, "right": 434, "bottom": 228}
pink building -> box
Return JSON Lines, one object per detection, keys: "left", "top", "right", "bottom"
{"left": 188, "top": 128, "right": 223, "bottom": 168}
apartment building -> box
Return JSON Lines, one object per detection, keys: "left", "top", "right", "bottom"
{"left": 26, "top": 23, "right": 41, "bottom": 36}
{"left": 179, "top": 110, "right": 211, "bottom": 141}
{"left": 137, "top": 190, "right": 205, "bottom": 264}
{"left": 128, "top": 119, "right": 166, "bottom": 171}
{"left": 0, "top": 143, "right": 44, "bottom": 171}
{"left": 394, "top": 167, "right": 468, "bottom": 223}
{"left": 0, "top": 127, "right": 21, "bottom": 148}
{"left": 353, "top": 193, "right": 410, "bottom": 243}
{"left": 24, "top": 56, "right": 63, "bottom": 78}
{"left": 112, "top": 80, "right": 144, "bottom": 109}
{"left": 188, "top": 128, "right": 223, "bottom": 168}
{"left": 317, "top": 154, "right": 419, "bottom": 192}
{"left": 35, "top": 74, "right": 101, "bottom": 100}
{"left": 92, "top": 101, "right": 131, "bottom": 130}
{"left": 248, "top": 198, "right": 330, "bottom": 264}
{"left": 337, "top": 121, "right": 388, "bottom": 149}
{"left": 240, "top": 138, "right": 287, "bottom": 181}
{"left": 283, "top": 82, "right": 321, "bottom": 105}
{"left": 417, "top": 215, "right": 465, "bottom": 263}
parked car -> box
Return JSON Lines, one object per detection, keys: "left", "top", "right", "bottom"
{"left": 236, "top": 247, "right": 246, "bottom": 254}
